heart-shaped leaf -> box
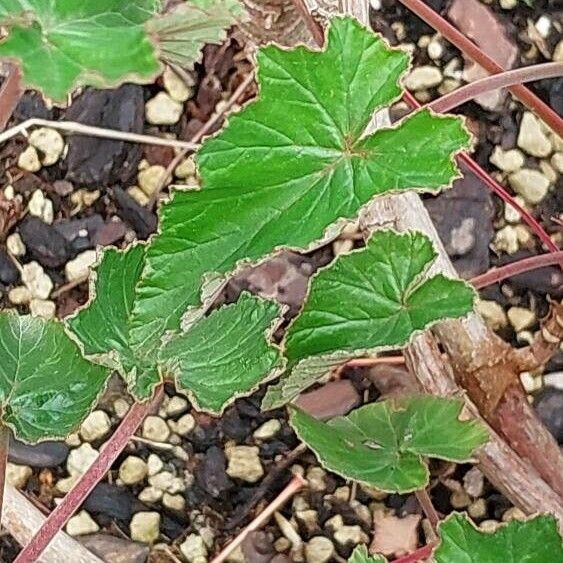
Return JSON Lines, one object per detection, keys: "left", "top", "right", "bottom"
{"left": 435, "top": 513, "right": 563, "bottom": 562}
{"left": 263, "top": 230, "right": 475, "bottom": 409}
{"left": 159, "top": 293, "right": 283, "bottom": 413}
{"left": 129, "top": 16, "right": 471, "bottom": 356}
{"left": 0, "top": 312, "right": 109, "bottom": 442}
{"left": 290, "top": 396, "right": 488, "bottom": 492}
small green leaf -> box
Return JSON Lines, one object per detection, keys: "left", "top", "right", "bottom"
{"left": 129, "top": 16, "right": 470, "bottom": 355}
{"left": 263, "top": 230, "right": 475, "bottom": 408}
{"left": 148, "top": 0, "right": 246, "bottom": 68}
{"left": 349, "top": 546, "right": 388, "bottom": 563}
{"left": 290, "top": 396, "right": 488, "bottom": 492}
{"left": 0, "top": 0, "right": 161, "bottom": 102}
{"left": 0, "top": 313, "right": 109, "bottom": 442}
{"left": 67, "top": 245, "right": 160, "bottom": 401}
{"left": 159, "top": 293, "right": 283, "bottom": 413}
{"left": 435, "top": 513, "right": 563, "bottom": 562}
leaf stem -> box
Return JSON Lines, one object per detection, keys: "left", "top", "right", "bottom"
{"left": 292, "top": 0, "right": 325, "bottom": 46}
{"left": 397, "top": 0, "right": 563, "bottom": 138}
{"left": 0, "top": 118, "right": 199, "bottom": 150}
{"left": 430, "top": 62, "right": 563, "bottom": 114}
{"left": 414, "top": 488, "right": 440, "bottom": 537}
{"left": 14, "top": 386, "right": 164, "bottom": 563}
{"left": 392, "top": 543, "right": 435, "bottom": 563}
{"left": 0, "top": 424, "right": 10, "bottom": 524}
{"left": 0, "top": 64, "right": 23, "bottom": 131}
{"left": 471, "top": 251, "right": 563, "bottom": 289}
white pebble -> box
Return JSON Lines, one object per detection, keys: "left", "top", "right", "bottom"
{"left": 130, "top": 511, "right": 160, "bottom": 544}
{"left": 145, "top": 92, "right": 183, "bottom": 125}
{"left": 489, "top": 146, "right": 524, "bottom": 173}
{"left": 404, "top": 66, "right": 443, "bottom": 90}
{"left": 119, "top": 456, "right": 148, "bottom": 485}
{"left": 509, "top": 169, "right": 550, "bottom": 205}
{"left": 142, "top": 416, "right": 170, "bottom": 442}
{"left": 28, "top": 189, "right": 54, "bottom": 224}
{"left": 8, "top": 286, "right": 32, "bottom": 305}
{"left": 138, "top": 165, "right": 167, "bottom": 196}
{"left": 162, "top": 493, "right": 186, "bottom": 511}
{"left": 18, "top": 146, "right": 41, "bottom": 172}
{"left": 165, "top": 396, "right": 189, "bottom": 417}
{"left": 67, "top": 443, "right": 98, "bottom": 477}
{"left": 147, "top": 454, "right": 164, "bottom": 476}
{"left": 163, "top": 66, "right": 193, "bottom": 102}
{"left": 180, "top": 534, "right": 208, "bottom": 563}
{"left": 517, "top": 113, "right": 552, "bottom": 157}
{"left": 65, "top": 250, "right": 97, "bottom": 283}
{"left": 6, "top": 463, "right": 32, "bottom": 489}
{"left": 22, "top": 261, "right": 53, "bottom": 299}
{"left": 253, "top": 419, "right": 281, "bottom": 440}
{"left": 127, "top": 186, "right": 150, "bottom": 206}
{"left": 507, "top": 307, "right": 535, "bottom": 332}
{"left": 80, "top": 410, "right": 111, "bottom": 442}
{"left": 535, "top": 16, "right": 551, "bottom": 39}
{"left": 226, "top": 445, "right": 264, "bottom": 483}
{"left": 66, "top": 510, "right": 99, "bottom": 536}
{"left": 138, "top": 486, "right": 163, "bottom": 503}
{"left": 29, "top": 127, "right": 65, "bottom": 166}
{"left": 176, "top": 413, "right": 196, "bottom": 436}
{"left": 174, "top": 157, "right": 196, "bottom": 179}
{"left": 7, "top": 233, "right": 26, "bottom": 257}
{"left": 29, "top": 299, "right": 56, "bottom": 319}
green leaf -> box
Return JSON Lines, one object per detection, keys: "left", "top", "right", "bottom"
{"left": 159, "top": 293, "right": 283, "bottom": 413}
{"left": 435, "top": 513, "right": 563, "bottom": 562}
{"left": 263, "top": 230, "right": 475, "bottom": 408}
{"left": 147, "top": 0, "right": 246, "bottom": 68}
{"left": 129, "top": 16, "right": 471, "bottom": 355}
{"left": 67, "top": 245, "right": 160, "bottom": 401}
{"left": 289, "top": 396, "right": 488, "bottom": 492}
{"left": 0, "top": 0, "right": 161, "bottom": 102}
{"left": 349, "top": 546, "right": 388, "bottom": 563}
{"left": 0, "top": 313, "right": 109, "bottom": 442}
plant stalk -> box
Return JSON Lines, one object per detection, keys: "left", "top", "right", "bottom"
{"left": 0, "top": 64, "right": 23, "bottom": 131}
{"left": 14, "top": 386, "right": 164, "bottom": 563}
{"left": 0, "top": 424, "right": 10, "bottom": 524}
{"left": 397, "top": 0, "right": 563, "bottom": 138}
{"left": 415, "top": 488, "right": 440, "bottom": 536}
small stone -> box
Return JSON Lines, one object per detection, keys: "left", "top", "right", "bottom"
{"left": 165, "top": 396, "right": 189, "bottom": 417}
{"left": 147, "top": 454, "right": 164, "bottom": 476}
{"left": 80, "top": 410, "right": 111, "bottom": 442}
{"left": 306, "top": 467, "right": 327, "bottom": 492}
{"left": 149, "top": 470, "right": 185, "bottom": 493}
{"left": 427, "top": 38, "right": 444, "bottom": 60}
{"left": 66, "top": 433, "right": 81, "bottom": 447}
{"left": 451, "top": 490, "right": 471, "bottom": 509}
{"left": 535, "top": 16, "right": 551, "bottom": 39}
{"left": 163, "top": 66, "right": 193, "bottom": 102}
{"left": 176, "top": 413, "right": 196, "bottom": 436}
{"left": 7, "top": 233, "right": 26, "bottom": 257}
{"left": 127, "top": 186, "right": 149, "bottom": 206}
{"left": 180, "top": 534, "right": 208, "bottom": 563}
{"left": 22, "top": 262, "right": 53, "bottom": 299}
{"left": 138, "top": 486, "right": 163, "bottom": 503}
{"left": 130, "top": 511, "right": 160, "bottom": 544}
{"left": 253, "top": 419, "right": 282, "bottom": 440}
{"left": 29, "top": 298, "right": 56, "bottom": 319}
{"left": 28, "top": 189, "right": 54, "bottom": 224}
{"left": 162, "top": 493, "right": 185, "bottom": 511}
{"left": 489, "top": 146, "right": 524, "bottom": 173}
{"left": 226, "top": 445, "right": 264, "bottom": 483}
{"left": 175, "top": 157, "right": 196, "bottom": 179}
{"left": 494, "top": 225, "right": 519, "bottom": 254}
{"left": 57, "top": 476, "right": 78, "bottom": 493}
{"left": 520, "top": 371, "right": 541, "bottom": 394}
{"left": 539, "top": 161, "right": 558, "bottom": 184}
{"left": 554, "top": 40, "right": 563, "bottom": 62}
{"left": 507, "top": 307, "right": 535, "bottom": 332}
{"left": 333, "top": 525, "right": 369, "bottom": 548}
{"left": 6, "top": 463, "right": 32, "bottom": 488}
{"left": 142, "top": 416, "right": 170, "bottom": 442}
{"left": 138, "top": 165, "right": 167, "bottom": 196}
{"left": 502, "top": 507, "right": 526, "bottom": 522}
{"left": 119, "top": 456, "right": 148, "bottom": 485}
{"left": 404, "top": 66, "right": 442, "bottom": 90}
{"left": 18, "top": 146, "right": 42, "bottom": 172}
{"left": 9, "top": 286, "right": 32, "bottom": 305}
{"left": 463, "top": 467, "right": 484, "bottom": 498}
{"left": 499, "top": 0, "right": 517, "bottom": 9}
{"left": 517, "top": 113, "right": 552, "bottom": 157}
{"left": 67, "top": 443, "right": 98, "bottom": 476}
{"left": 551, "top": 152, "right": 563, "bottom": 174}
{"left": 504, "top": 197, "right": 525, "bottom": 223}
{"left": 29, "top": 127, "right": 65, "bottom": 166}
{"left": 66, "top": 510, "right": 100, "bottom": 536}
{"left": 295, "top": 510, "right": 319, "bottom": 534}
{"left": 145, "top": 92, "right": 183, "bottom": 125}
{"left": 65, "top": 250, "right": 97, "bottom": 283}
{"left": 476, "top": 300, "right": 507, "bottom": 331}
{"left": 480, "top": 520, "right": 501, "bottom": 532}
{"left": 305, "top": 537, "right": 335, "bottom": 563}
{"left": 468, "top": 498, "right": 487, "bottom": 519}
{"left": 275, "top": 537, "right": 292, "bottom": 553}
{"left": 113, "top": 398, "right": 130, "bottom": 418}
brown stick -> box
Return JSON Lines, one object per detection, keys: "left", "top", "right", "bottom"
{"left": 0, "top": 64, "right": 23, "bottom": 131}
{"left": 0, "top": 425, "right": 9, "bottom": 524}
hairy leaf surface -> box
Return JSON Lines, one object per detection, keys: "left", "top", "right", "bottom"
{"left": 0, "top": 0, "right": 160, "bottom": 102}
{"left": 160, "top": 293, "right": 283, "bottom": 413}
{"left": 290, "top": 396, "right": 488, "bottom": 492}
{"left": 348, "top": 546, "right": 387, "bottom": 563}
{"left": 130, "top": 17, "right": 471, "bottom": 354}
{"left": 0, "top": 313, "right": 109, "bottom": 442}
{"left": 67, "top": 246, "right": 160, "bottom": 400}
{"left": 263, "top": 230, "right": 475, "bottom": 408}
{"left": 435, "top": 513, "right": 563, "bottom": 562}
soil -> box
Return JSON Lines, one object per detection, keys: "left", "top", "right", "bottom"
{"left": 0, "top": 1, "right": 561, "bottom": 562}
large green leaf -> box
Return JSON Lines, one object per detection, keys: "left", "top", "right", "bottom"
{"left": 160, "top": 293, "right": 283, "bottom": 413}
{"left": 348, "top": 546, "right": 388, "bottom": 563}
{"left": 263, "top": 230, "right": 475, "bottom": 408}
{"left": 0, "top": 313, "right": 109, "bottom": 442}
{"left": 0, "top": 0, "right": 161, "bottom": 102}
{"left": 435, "top": 514, "right": 563, "bottom": 562}
{"left": 147, "top": 0, "right": 245, "bottom": 68}
{"left": 290, "top": 396, "right": 488, "bottom": 492}
{"left": 67, "top": 245, "right": 160, "bottom": 400}
{"left": 129, "top": 16, "right": 471, "bottom": 356}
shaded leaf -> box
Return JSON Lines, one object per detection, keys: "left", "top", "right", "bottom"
{"left": 435, "top": 513, "right": 563, "bottom": 562}
{"left": 0, "top": 313, "right": 109, "bottom": 442}
{"left": 160, "top": 293, "right": 283, "bottom": 413}
{"left": 129, "top": 17, "right": 470, "bottom": 355}
{"left": 67, "top": 245, "right": 160, "bottom": 400}
{"left": 263, "top": 230, "right": 475, "bottom": 408}
{"left": 349, "top": 546, "right": 388, "bottom": 563}
{"left": 290, "top": 396, "right": 488, "bottom": 492}
{"left": 148, "top": 0, "right": 246, "bottom": 68}
{"left": 0, "top": 0, "right": 160, "bottom": 102}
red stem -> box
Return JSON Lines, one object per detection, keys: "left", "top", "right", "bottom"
{"left": 471, "top": 250, "right": 563, "bottom": 289}
{"left": 14, "top": 386, "right": 164, "bottom": 563}
{"left": 397, "top": 0, "right": 563, "bottom": 137}
{"left": 0, "top": 64, "right": 23, "bottom": 131}
{"left": 392, "top": 543, "right": 435, "bottom": 563}
{"left": 430, "top": 62, "right": 563, "bottom": 114}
